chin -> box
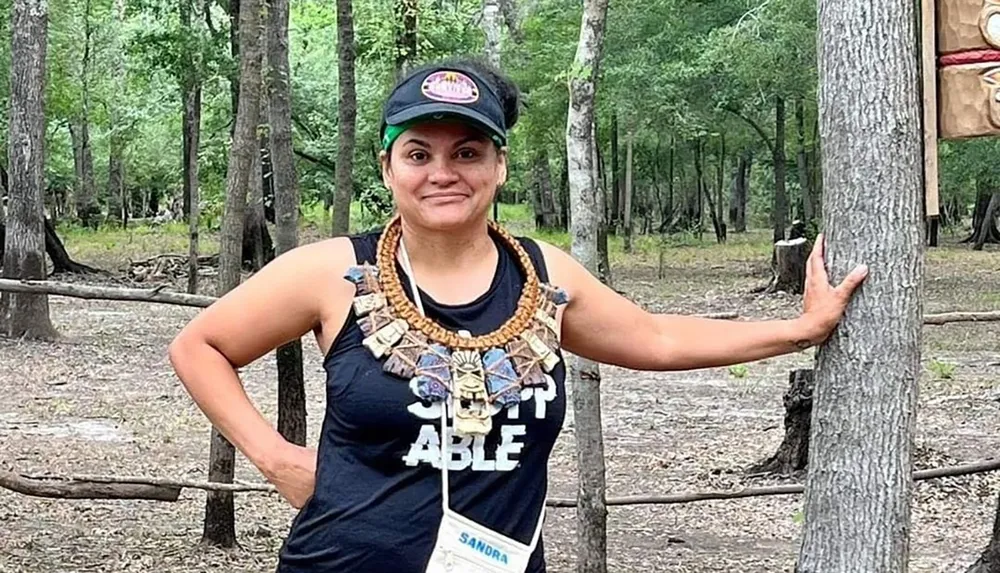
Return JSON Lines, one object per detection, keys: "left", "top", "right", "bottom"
{"left": 417, "top": 201, "right": 487, "bottom": 231}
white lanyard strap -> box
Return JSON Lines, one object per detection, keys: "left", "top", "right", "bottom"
{"left": 398, "top": 237, "right": 545, "bottom": 553}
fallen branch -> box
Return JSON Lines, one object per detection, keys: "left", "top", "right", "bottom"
{"left": 0, "top": 279, "right": 215, "bottom": 308}
{"left": 924, "top": 310, "right": 1000, "bottom": 325}
{"left": 0, "top": 471, "right": 181, "bottom": 501}
{"left": 5, "top": 457, "right": 999, "bottom": 506}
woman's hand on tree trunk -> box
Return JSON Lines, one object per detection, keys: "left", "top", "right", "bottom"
{"left": 796, "top": 233, "right": 869, "bottom": 346}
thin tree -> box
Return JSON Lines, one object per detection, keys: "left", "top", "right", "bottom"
{"left": 2, "top": 0, "right": 57, "bottom": 340}
{"left": 566, "top": 0, "right": 610, "bottom": 570}
{"left": 180, "top": 0, "right": 201, "bottom": 294}
{"left": 72, "top": 0, "right": 99, "bottom": 227}
{"left": 106, "top": 0, "right": 127, "bottom": 227}
{"left": 268, "top": 0, "right": 306, "bottom": 446}
{"left": 330, "top": 0, "right": 356, "bottom": 236}
{"left": 795, "top": 0, "right": 923, "bottom": 567}
{"left": 203, "top": 0, "right": 263, "bottom": 547}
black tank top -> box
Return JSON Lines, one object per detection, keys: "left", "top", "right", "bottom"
{"left": 277, "top": 229, "right": 567, "bottom": 573}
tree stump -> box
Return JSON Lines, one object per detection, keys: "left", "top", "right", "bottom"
{"left": 967, "top": 492, "right": 1000, "bottom": 573}
{"left": 748, "top": 369, "right": 814, "bottom": 475}
{"left": 766, "top": 237, "right": 808, "bottom": 294}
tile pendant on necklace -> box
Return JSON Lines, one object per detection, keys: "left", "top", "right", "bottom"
{"left": 362, "top": 318, "right": 409, "bottom": 359}
{"left": 451, "top": 349, "right": 492, "bottom": 437}
{"left": 483, "top": 348, "right": 521, "bottom": 406}
{"left": 411, "top": 343, "right": 452, "bottom": 401}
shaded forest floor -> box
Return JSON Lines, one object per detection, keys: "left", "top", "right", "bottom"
{"left": 2, "top": 218, "right": 999, "bottom": 572}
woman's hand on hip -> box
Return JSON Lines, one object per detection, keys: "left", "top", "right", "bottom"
{"left": 263, "top": 440, "right": 318, "bottom": 509}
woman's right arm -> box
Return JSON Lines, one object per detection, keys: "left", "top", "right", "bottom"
{"left": 167, "top": 237, "right": 356, "bottom": 507}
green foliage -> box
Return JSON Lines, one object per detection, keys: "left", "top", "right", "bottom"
{"left": 728, "top": 364, "right": 748, "bottom": 379}
{"left": 928, "top": 359, "right": 956, "bottom": 380}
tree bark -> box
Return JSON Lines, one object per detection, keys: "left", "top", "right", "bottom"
{"left": 181, "top": 0, "right": 202, "bottom": 294}
{"left": 796, "top": 98, "right": 813, "bottom": 227}
{"left": 748, "top": 369, "right": 814, "bottom": 475}
{"left": 622, "top": 130, "right": 633, "bottom": 252}
{"left": 795, "top": 0, "right": 924, "bottom": 566}
{"left": 610, "top": 114, "right": 619, "bottom": 233}
{"left": 716, "top": 133, "right": 725, "bottom": 240}
{"left": 773, "top": 95, "right": 787, "bottom": 242}
{"left": 74, "top": 0, "right": 99, "bottom": 229}
{"left": 973, "top": 191, "right": 1000, "bottom": 251}
{"left": 966, "top": 493, "right": 1000, "bottom": 573}
{"left": 331, "top": 0, "right": 356, "bottom": 236}
{"left": 394, "top": 0, "right": 417, "bottom": 81}
{"left": 482, "top": 0, "right": 501, "bottom": 68}
{"left": 566, "top": 1, "right": 610, "bottom": 570}
{"left": 205, "top": 0, "right": 263, "bottom": 547}
{"left": 106, "top": 0, "right": 127, "bottom": 227}
{"left": 268, "top": 0, "right": 306, "bottom": 447}
{"left": 765, "top": 238, "right": 807, "bottom": 294}
{"left": 2, "top": 0, "right": 56, "bottom": 340}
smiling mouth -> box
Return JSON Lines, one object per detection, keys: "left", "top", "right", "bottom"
{"left": 424, "top": 193, "right": 469, "bottom": 200}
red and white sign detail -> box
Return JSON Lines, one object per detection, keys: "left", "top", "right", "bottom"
{"left": 421, "top": 71, "right": 480, "bottom": 104}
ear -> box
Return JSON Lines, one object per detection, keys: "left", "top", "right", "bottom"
{"left": 380, "top": 150, "right": 391, "bottom": 188}
{"left": 496, "top": 147, "right": 509, "bottom": 187}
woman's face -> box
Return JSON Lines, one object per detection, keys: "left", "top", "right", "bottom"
{"left": 381, "top": 120, "right": 507, "bottom": 231}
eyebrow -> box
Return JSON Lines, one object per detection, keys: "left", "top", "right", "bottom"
{"left": 399, "top": 135, "right": 489, "bottom": 149}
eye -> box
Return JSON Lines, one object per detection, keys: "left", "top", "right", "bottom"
{"left": 455, "top": 147, "right": 481, "bottom": 160}
{"left": 408, "top": 150, "right": 429, "bottom": 163}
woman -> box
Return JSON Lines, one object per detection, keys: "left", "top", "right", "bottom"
{"left": 168, "top": 58, "right": 867, "bottom": 573}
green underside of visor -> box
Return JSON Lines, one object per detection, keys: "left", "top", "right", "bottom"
{"left": 381, "top": 119, "right": 506, "bottom": 150}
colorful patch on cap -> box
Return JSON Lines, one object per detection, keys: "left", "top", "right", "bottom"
{"left": 420, "top": 71, "right": 480, "bottom": 104}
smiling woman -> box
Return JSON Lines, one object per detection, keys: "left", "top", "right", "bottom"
{"left": 167, "top": 56, "right": 867, "bottom": 573}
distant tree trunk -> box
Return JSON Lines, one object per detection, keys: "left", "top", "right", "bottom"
{"left": 74, "top": 0, "right": 99, "bottom": 228}
{"left": 268, "top": 0, "right": 306, "bottom": 446}
{"left": 693, "top": 138, "right": 704, "bottom": 236}
{"left": 558, "top": 152, "right": 569, "bottom": 230}
{"left": 482, "top": 0, "right": 501, "bottom": 68}
{"left": 660, "top": 134, "right": 674, "bottom": 232}
{"left": 973, "top": 192, "right": 1000, "bottom": 251}
{"left": 246, "top": 141, "right": 268, "bottom": 271}
{"left": 796, "top": 0, "right": 923, "bottom": 565}
{"left": 532, "top": 149, "right": 558, "bottom": 229}
{"left": 567, "top": 1, "right": 610, "bottom": 570}
{"left": 622, "top": 130, "right": 633, "bottom": 252}
{"left": 331, "top": 0, "right": 356, "bottom": 236}
{"left": 610, "top": 114, "right": 620, "bottom": 233}
{"left": 796, "top": 98, "right": 814, "bottom": 228}
{"left": 594, "top": 126, "right": 611, "bottom": 287}
{"left": 205, "top": 0, "right": 263, "bottom": 548}
{"left": 394, "top": 0, "right": 417, "bottom": 80}
{"left": 773, "top": 95, "right": 788, "bottom": 242}
{"left": 966, "top": 494, "right": 1000, "bottom": 573}
{"left": 2, "top": 0, "right": 57, "bottom": 340}
{"left": 729, "top": 150, "right": 749, "bottom": 232}
{"left": 181, "top": 0, "right": 201, "bottom": 294}
{"left": 106, "top": 0, "right": 127, "bottom": 228}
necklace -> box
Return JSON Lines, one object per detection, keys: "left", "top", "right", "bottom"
{"left": 344, "top": 215, "right": 569, "bottom": 437}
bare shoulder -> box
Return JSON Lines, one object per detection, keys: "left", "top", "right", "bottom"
{"left": 527, "top": 238, "right": 586, "bottom": 293}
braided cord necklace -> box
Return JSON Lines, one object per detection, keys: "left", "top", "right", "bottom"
{"left": 343, "top": 215, "right": 569, "bottom": 437}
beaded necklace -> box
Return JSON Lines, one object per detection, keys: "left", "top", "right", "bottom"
{"left": 344, "top": 215, "right": 569, "bottom": 437}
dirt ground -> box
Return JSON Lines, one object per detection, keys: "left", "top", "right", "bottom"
{"left": 1, "top": 228, "right": 999, "bottom": 572}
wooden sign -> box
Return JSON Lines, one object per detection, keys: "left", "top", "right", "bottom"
{"left": 935, "top": 0, "right": 1000, "bottom": 139}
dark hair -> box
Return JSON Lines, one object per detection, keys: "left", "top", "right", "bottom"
{"left": 393, "top": 56, "right": 522, "bottom": 131}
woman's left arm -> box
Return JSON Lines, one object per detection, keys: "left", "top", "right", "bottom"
{"left": 537, "top": 237, "right": 868, "bottom": 371}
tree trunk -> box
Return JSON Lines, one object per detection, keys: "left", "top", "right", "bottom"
{"left": 773, "top": 95, "right": 787, "bottom": 242}
{"left": 331, "top": 0, "right": 356, "bottom": 237}
{"left": 2, "top": 0, "right": 56, "bottom": 340}
{"left": 268, "top": 0, "right": 306, "bottom": 447}
{"left": 703, "top": 175, "right": 726, "bottom": 244}
{"left": 796, "top": 0, "right": 924, "bottom": 565}
{"left": 716, "top": 133, "right": 726, "bottom": 240}
{"left": 622, "top": 130, "right": 633, "bottom": 252}
{"left": 610, "top": 114, "right": 619, "bottom": 233}
{"left": 693, "top": 139, "right": 704, "bottom": 237}
{"left": 181, "top": 0, "right": 201, "bottom": 294}
{"left": 748, "top": 369, "right": 814, "bottom": 475}
{"left": 106, "top": 0, "right": 127, "bottom": 228}
{"left": 45, "top": 218, "right": 99, "bottom": 274}
{"left": 966, "top": 493, "right": 1000, "bottom": 573}
{"left": 661, "top": 134, "right": 674, "bottom": 232}
{"left": 796, "top": 98, "right": 814, "bottom": 227}
{"left": 567, "top": 1, "right": 610, "bottom": 570}
{"left": 394, "top": 0, "right": 417, "bottom": 80}
{"left": 247, "top": 140, "right": 268, "bottom": 271}
{"left": 74, "top": 0, "right": 99, "bottom": 229}
{"left": 558, "top": 151, "right": 569, "bottom": 230}
{"left": 594, "top": 126, "right": 611, "bottom": 287}
{"left": 973, "top": 191, "right": 1000, "bottom": 250}
{"left": 482, "top": 0, "right": 501, "bottom": 68}
{"left": 205, "top": 0, "right": 263, "bottom": 547}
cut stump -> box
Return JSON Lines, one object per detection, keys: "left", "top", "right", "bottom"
{"left": 748, "top": 369, "right": 814, "bottom": 475}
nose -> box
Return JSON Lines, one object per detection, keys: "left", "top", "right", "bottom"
{"left": 427, "top": 156, "right": 460, "bottom": 187}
